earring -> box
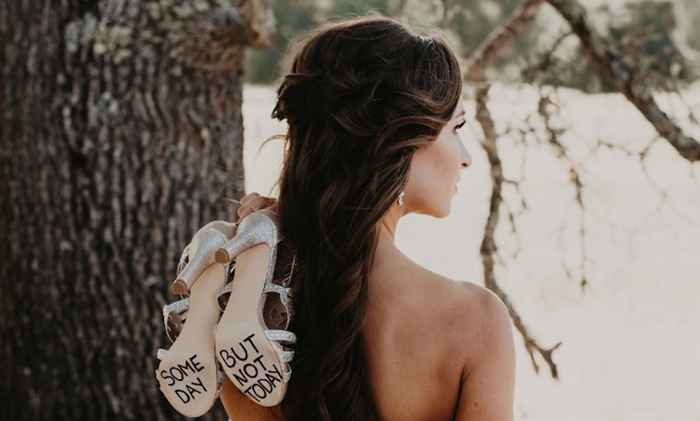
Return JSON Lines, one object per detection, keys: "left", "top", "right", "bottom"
{"left": 397, "top": 191, "right": 405, "bottom": 207}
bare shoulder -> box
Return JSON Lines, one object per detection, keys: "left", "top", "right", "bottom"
{"left": 448, "top": 280, "right": 516, "bottom": 421}
{"left": 364, "top": 260, "right": 514, "bottom": 420}
{"left": 453, "top": 280, "right": 510, "bottom": 329}
{"left": 424, "top": 276, "right": 512, "bottom": 369}
{"left": 401, "top": 270, "right": 475, "bottom": 341}
{"left": 419, "top": 274, "right": 497, "bottom": 324}
{"left": 415, "top": 273, "right": 515, "bottom": 419}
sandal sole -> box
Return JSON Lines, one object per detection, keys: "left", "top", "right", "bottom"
{"left": 215, "top": 242, "right": 288, "bottom": 407}
{"left": 155, "top": 263, "right": 226, "bottom": 416}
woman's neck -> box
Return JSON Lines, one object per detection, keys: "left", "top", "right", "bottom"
{"left": 378, "top": 202, "right": 404, "bottom": 242}
{"left": 373, "top": 207, "right": 407, "bottom": 273}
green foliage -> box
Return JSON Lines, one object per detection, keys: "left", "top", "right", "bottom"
{"left": 610, "top": 1, "right": 691, "bottom": 85}
{"left": 330, "top": 0, "right": 392, "bottom": 18}
{"left": 243, "top": 0, "right": 697, "bottom": 90}
{"left": 447, "top": 0, "right": 540, "bottom": 59}
{"left": 245, "top": 0, "right": 543, "bottom": 84}
{"left": 526, "top": 1, "right": 695, "bottom": 92}
{"left": 684, "top": 3, "right": 700, "bottom": 51}
{"left": 244, "top": 0, "right": 319, "bottom": 84}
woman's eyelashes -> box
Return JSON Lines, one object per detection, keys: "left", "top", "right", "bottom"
{"left": 453, "top": 120, "right": 466, "bottom": 134}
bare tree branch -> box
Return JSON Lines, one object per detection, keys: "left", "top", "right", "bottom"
{"left": 463, "top": 0, "right": 700, "bottom": 161}
{"left": 521, "top": 31, "right": 574, "bottom": 83}
{"left": 459, "top": 0, "right": 700, "bottom": 380}
{"left": 545, "top": 0, "right": 700, "bottom": 162}
{"left": 475, "top": 85, "right": 562, "bottom": 379}
{"left": 464, "top": 0, "right": 546, "bottom": 83}
{"left": 536, "top": 87, "right": 590, "bottom": 291}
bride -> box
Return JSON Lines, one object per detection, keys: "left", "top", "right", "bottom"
{"left": 162, "top": 13, "right": 515, "bottom": 421}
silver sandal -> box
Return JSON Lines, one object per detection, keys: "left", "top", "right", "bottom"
{"left": 213, "top": 209, "right": 297, "bottom": 407}
{"left": 155, "top": 221, "right": 235, "bottom": 416}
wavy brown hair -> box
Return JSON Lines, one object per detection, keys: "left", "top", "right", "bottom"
{"left": 264, "top": 14, "right": 463, "bottom": 421}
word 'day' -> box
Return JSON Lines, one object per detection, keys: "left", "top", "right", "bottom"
{"left": 159, "top": 354, "right": 208, "bottom": 404}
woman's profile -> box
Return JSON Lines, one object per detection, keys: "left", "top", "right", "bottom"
{"left": 166, "top": 13, "right": 516, "bottom": 421}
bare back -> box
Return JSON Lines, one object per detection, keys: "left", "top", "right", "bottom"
{"left": 219, "top": 244, "right": 496, "bottom": 421}
{"left": 361, "top": 247, "right": 485, "bottom": 421}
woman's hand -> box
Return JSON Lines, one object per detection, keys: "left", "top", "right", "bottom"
{"left": 236, "top": 192, "right": 278, "bottom": 221}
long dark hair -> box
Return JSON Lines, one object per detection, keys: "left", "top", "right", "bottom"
{"left": 265, "top": 14, "right": 463, "bottom": 421}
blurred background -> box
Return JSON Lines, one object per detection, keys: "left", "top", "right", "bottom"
{"left": 2, "top": 0, "right": 699, "bottom": 420}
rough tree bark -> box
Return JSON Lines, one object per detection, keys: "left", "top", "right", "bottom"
{"left": 0, "top": 1, "right": 272, "bottom": 419}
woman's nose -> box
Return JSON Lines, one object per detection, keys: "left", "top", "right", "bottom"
{"left": 458, "top": 138, "right": 471, "bottom": 168}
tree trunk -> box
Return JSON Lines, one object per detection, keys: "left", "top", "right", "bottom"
{"left": 0, "top": 1, "right": 270, "bottom": 419}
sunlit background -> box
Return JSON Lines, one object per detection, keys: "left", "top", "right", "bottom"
{"left": 236, "top": 2, "right": 700, "bottom": 418}
{"left": 242, "top": 82, "right": 700, "bottom": 420}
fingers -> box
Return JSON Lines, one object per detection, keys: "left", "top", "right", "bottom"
{"left": 236, "top": 192, "right": 278, "bottom": 220}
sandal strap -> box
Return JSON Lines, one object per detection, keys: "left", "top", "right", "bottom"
{"left": 156, "top": 348, "right": 168, "bottom": 360}
{"left": 280, "top": 349, "right": 294, "bottom": 363}
{"left": 215, "top": 262, "right": 236, "bottom": 296}
{"left": 162, "top": 298, "right": 189, "bottom": 329}
{"left": 216, "top": 279, "right": 234, "bottom": 313}
{"left": 263, "top": 283, "right": 294, "bottom": 321}
{"left": 283, "top": 364, "right": 292, "bottom": 382}
{"left": 263, "top": 282, "right": 291, "bottom": 297}
{"left": 265, "top": 329, "right": 296, "bottom": 383}
{"left": 217, "top": 279, "right": 233, "bottom": 299}
{"left": 216, "top": 279, "right": 294, "bottom": 325}
{"left": 270, "top": 341, "right": 294, "bottom": 363}
{"left": 265, "top": 328, "right": 296, "bottom": 344}
{"left": 176, "top": 243, "right": 192, "bottom": 276}
{"left": 163, "top": 298, "right": 189, "bottom": 316}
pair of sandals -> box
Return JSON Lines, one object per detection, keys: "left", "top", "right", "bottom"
{"left": 154, "top": 209, "right": 296, "bottom": 417}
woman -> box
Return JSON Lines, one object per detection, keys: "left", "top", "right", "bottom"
{"left": 220, "top": 14, "right": 515, "bottom": 421}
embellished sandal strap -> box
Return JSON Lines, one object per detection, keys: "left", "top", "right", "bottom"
{"left": 176, "top": 243, "right": 192, "bottom": 276}
{"left": 263, "top": 282, "right": 291, "bottom": 297}
{"left": 163, "top": 298, "right": 189, "bottom": 316}
{"left": 156, "top": 348, "right": 168, "bottom": 360}
{"left": 282, "top": 349, "right": 294, "bottom": 363}
{"left": 269, "top": 340, "right": 295, "bottom": 364}
{"left": 162, "top": 298, "right": 189, "bottom": 328}
{"left": 263, "top": 283, "right": 294, "bottom": 322}
{"left": 265, "top": 328, "right": 296, "bottom": 344}
{"left": 280, "top": 362, "right": 293, "bottom": 383}
{"left": 266, "top": 329, "right": 295, "bottom": 383}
